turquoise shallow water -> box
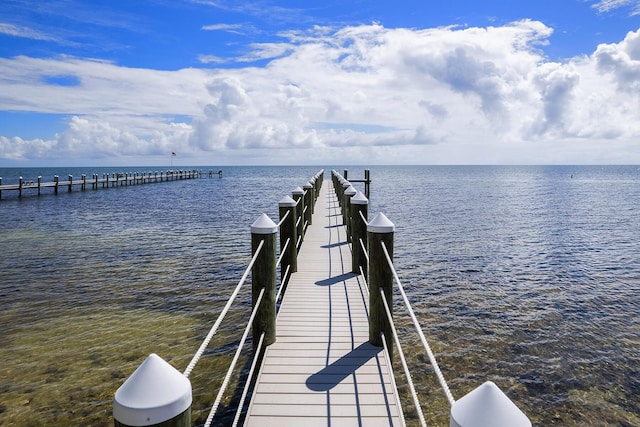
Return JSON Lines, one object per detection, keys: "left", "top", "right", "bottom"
{"left": 0, "top": 165, "right": 638, "bottom": 426}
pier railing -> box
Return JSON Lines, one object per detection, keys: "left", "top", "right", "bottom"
{"left": 112, "top": 168, "right": 531, "bottom": 427}
{"left": 0, "top": 169, "right": 203, "bottom": 200}
{"left": 331, "top": 169, "right": 532, "bottom": 427}
{"left": 112, "top": 170, "right": 324, "bottom": 427}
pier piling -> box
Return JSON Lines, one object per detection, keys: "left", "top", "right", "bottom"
{"left": 351, "top": 191, "right": 368, "bottom": 275}
{"left": 368, "top": 212, "right": 395, "bottom": 357}
{"left": 251, "top": 214, "right": 278, "bottom": 349}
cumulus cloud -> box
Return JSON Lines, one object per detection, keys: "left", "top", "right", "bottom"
{"left": 594, "top": 28, "right": 640, "bottom": 89}
{"left": 3, "top": 21, "right": 640, "bottom": 164}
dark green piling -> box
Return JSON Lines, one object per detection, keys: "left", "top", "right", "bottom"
{"left": 251, "top": 213, "right": 278, "bottom": 349}
{"left": 368, "top": 212, "right": 395, "bottom": 358}
{"left": 351, "top": 191, "right": 369, "bottom": 275}
{"left": 279, "top": 196, "right": 298, "bottom": 290}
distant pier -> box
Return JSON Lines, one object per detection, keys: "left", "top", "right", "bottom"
{"left": 0, "top": 169, "right": 204, "bottom": 200}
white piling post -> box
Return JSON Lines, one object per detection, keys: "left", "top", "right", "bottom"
{"left": 450, "top": 381, "right": 531, "bottom": 427}
{"left": 113, "top": 353, "right": 192, "bottom": 427}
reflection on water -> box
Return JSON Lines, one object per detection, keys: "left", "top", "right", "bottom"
{"left": 0, "top": 165, "right": 639, "bottom": 426}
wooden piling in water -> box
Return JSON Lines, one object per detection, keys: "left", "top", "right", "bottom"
{"left": 303, "top": 182, "right": 313, "bottom": 227}
{"left": 368, "top": 212, "right": 395, "bottom": 358}
{"left": 344, "top": 185, "right": 356, "bottom": 242}
{"left": 292, "top": 187, "right": 305, "bottom": 247}
{"left": 279, "top": 196, "right": 298, "bottom": 289}
{"left": 251, "top": 214, "right": 278, "bottom": 350}
{"left": 351, "top": 191, "right": 368, "bottom": 275}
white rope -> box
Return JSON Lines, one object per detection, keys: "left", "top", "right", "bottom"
{"left": 275, "top": 264, "right": 291, "bottom": 307}
{"left": 358, "top": 265, "right": 369, "bottom": 295}
{"left": 359, "top": 210, "right": 368, "bottom": 226}
{"left": 277, "top": 210, "right": 290, "bottom": 228}
{"left": 381, "top": 241, "right": 455, "bottom": 406}
{"left": 381, "top": 331, "right": 407, "bottom": 427}
{"left": 296, "top": 234, "right": 302, "bottom": 250}
{"left": 276, "top": 237, "right": 290, "bottom": 268}
{"left": 204, "top": 287, "right": 265, "bottom": 427}
{"left": 359, "top": 237, "right": 369, "bottom": 263}
{"left": 183, "top": 239, "right": 264, "bottom": 378}
{"left": 231, "top": 332, "right": 266, "bottom": 427}
{"left": 380, "top": 289, "right": 427, "bottom": 427}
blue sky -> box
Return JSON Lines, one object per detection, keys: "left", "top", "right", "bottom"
{"left": 1, "top": 0, "right": 640, "bottom": 166}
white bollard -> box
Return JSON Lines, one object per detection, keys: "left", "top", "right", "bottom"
{"left": 113, "top": 353, "right": 192, "bottom": 427}
{"left": 450, "top": 381, "right": 531, "bottom": 427}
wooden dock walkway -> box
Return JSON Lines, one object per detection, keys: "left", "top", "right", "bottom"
{"left": 244, "top": 179, "right": 403, "bottom": 426}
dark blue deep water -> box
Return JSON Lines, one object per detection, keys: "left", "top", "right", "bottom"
{"left": 0, "top": 165, "right": 638, "bottom": 426}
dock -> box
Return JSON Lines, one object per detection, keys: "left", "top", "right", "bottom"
{"left": 0, "top": 169, "right": 202, "bottom": 200}
{"left": 112, "top": 169, "right": 533, "bottom": 427}
{"left": 244, "top": 178, "right": 403, "bottom": 426}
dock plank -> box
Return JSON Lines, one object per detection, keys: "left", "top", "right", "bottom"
{"left": 244, "top": 179, "right": 403, "bottom": 426}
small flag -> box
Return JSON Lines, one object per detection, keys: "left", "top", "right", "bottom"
{"left": 172, "top": 152, "right": 176, "bottom": 156}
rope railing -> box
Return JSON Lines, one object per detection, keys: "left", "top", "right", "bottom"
{"left": 380, "top": 240, "right": 456, "bottom": 407}
{"left": 113, "top": 170, "right": 326, "bottom": 427}
{"left": 276, "top": 237, "right": 290, "bottom": 268}
{"left": 381, "top": 332, "right": 408, "bottom": 427}
{"left": 359, "top": 238, "right": 369, "bottom": 264}
{"left": 359, "top": 209, "right": 368, "bottom": 226}
{"left": 204, "top": 287, "right": 266, "bottom": 426}
{"left": 381, "top": 290, "right": 427, "bottom": 427}
{"left": 275, "top": 264, "right": 291, "bottom": 307}
{"left": 276, "top": 210, "right": 290, "bottom": 228}
{"left": 183, "top": 239, "right": 265, "bottom": 378}
{"left": 231, "top": 331, "right": 266, "bottom": 427}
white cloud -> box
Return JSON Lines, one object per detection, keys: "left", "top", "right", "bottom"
{"left": 0, "top": 22, "right": 59, "bottom": 41}
{"left": 201, "top": 23, "right": 254, "bottom": 35}
{"left": 3, "top": 22, "right": 640, "bottom": 164}
{"left": 592, "top": 0, "right": 640, "bottom": 15}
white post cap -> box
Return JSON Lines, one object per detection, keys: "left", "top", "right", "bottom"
{"left": 251, "top": 213, "right": 278, "bottom": 234}
{"left": 344, "top": 185, "right": 357, "bottom": 196}
{"left": 351, "top": 191, "right": 368, "bottom": 205}
{"left": 367, "top": 212, "right": 394, "bottom": 233}
{"left": 342, "top": 180, "right": 351, "bottom": 188}
{"left": 450, "top": 381, "right": 531, "bottom": 427}
{"left": 113, "top": 353, "right": 192, "bottom": 426}
{"left": 292, "top": 186, "right": 304, "bottom": 195}
{"left": 279, "top": 195, "right": 296, "bottom": 207}
{"left": 303, "top": 181, "right": 313, "bottom": 189}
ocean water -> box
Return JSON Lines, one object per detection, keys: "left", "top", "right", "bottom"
{"left": 0, "top": 165, "right": 638, "bottom": 426}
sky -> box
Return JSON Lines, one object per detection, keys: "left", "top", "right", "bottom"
{"left": 1, "top": 0, "right": 640, "bottom": 166}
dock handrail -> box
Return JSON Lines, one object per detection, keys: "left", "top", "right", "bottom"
{"left": 331, "top": 169, "right": 531, "bottom": 427}
{"left": 381, "top": 240, "right": 456, "bottom": 406}
{"left": 113, "top": 169, "right": 325, "bottom": 427}
{"left": 204, "top": 288, "right": 265, "bottom": 426}
{"left": 182, "top": 239, "right": 265, "bottom": 378}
